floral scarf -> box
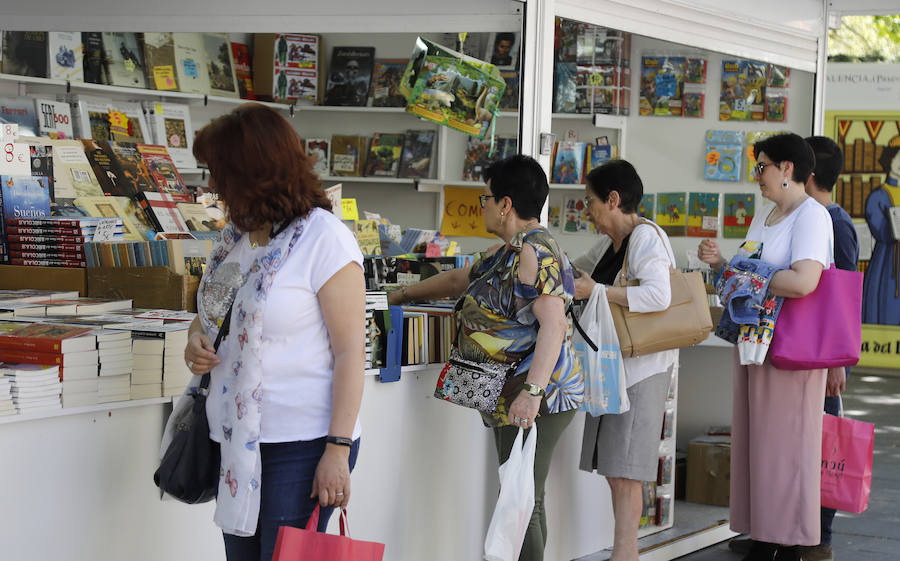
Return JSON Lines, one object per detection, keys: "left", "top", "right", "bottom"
{"left": 195, "top": 217, "right": 306, "bottom": 536}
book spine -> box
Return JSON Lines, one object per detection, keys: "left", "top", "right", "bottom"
{"left": 130, "top": 330, "right": 167, "bottom": 339}
{"left": 7, "top": 234, "right": 93, "bottom": 243}
{"left": 9, "top": 258, "right": 87, "bottom": 268}
{"left": 0, "top": 348, "right": 62, "bottom": 365}
{"left": 8, "top": 243, "right": 86, "bottom": 253}
{"left": 6, "top": 226, "right": 95, "bottom": 236}
{"left": 9, "top": 250, "right": 86, "bottom": 260}
{"left": 0, "top": 336, "right": 63, "bottom": 354}
{"left": 6, "top": 218, "right": 98, "bottom": 227}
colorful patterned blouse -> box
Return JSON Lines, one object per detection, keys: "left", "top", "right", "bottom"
{"left": 458, "top": 227, "right": 584, "bottom": 426}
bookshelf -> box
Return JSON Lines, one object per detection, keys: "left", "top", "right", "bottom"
{"left": 0, "top": 396, "right": 173, "bottom": 425}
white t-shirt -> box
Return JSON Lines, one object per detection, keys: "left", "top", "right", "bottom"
{"left": 204, "top": 208, "right": 364, "bottom": 443}
{"left": 739, "top": 198, "right": 833, "bottom": 269}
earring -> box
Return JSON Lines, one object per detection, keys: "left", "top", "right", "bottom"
{"left": 500, "top": 211, "right": 505, "bottom": 217}
{"left": 782, "top": 180, "right": 789, "bottom": 189}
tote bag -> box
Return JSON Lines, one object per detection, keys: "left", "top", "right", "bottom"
{"left": 574, "top": 283, "right": 630, "bottom": 416}
{"left": 272, "top": 505, "right": 385, "bottom": 561}
{"left": 770, "top": 265, "right": 863, "bottom": 370}
{"left": 821, "top": 412, "right": 874, "bottom": 514}
{"left": 484, "top": 426, "right": 537, "bottom": 561}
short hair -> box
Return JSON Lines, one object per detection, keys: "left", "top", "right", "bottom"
{"left": 193, "top": 103, "right": 330, "bottom": 232}
{"left": 878, "top": 145, "right": 900, "bottom": 173}
{"left": 483, "top": 155, "right": 547, "bottom": 220}
{"left": 585, "top": 159, "right": 643, "bottom": 214}
{"left": 753, "top": 133, "right": 816, "bottom": 184}
{"left": 496, "top": 32, "right": 516, "bottom": 45}
{"left": 805, "top": 136, "right": 843, "bottom": 192}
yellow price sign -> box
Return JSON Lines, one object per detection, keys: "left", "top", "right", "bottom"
{"left": 341, "top": 198, "right": 359, "bottom": 221}
{"left": 108, "top": 110, "right": 130, "bottom": 137}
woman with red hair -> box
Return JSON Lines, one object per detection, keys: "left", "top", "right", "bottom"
{"left": 182, "top": 103, "right": 366, "bottom": 561}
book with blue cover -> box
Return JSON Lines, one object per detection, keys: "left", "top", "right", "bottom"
{"left": 0, "top": 175, "right": 52, "bottom": 258}
{"left": 551, "top": 141, "right": 586, "bottom": 184}
{"left": 0, "top": 96, "right": 40, "bottom": 137}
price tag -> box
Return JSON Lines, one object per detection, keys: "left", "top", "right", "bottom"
{"left": 341, "top": 198, "right": 359, "bottom": 221}
{"left": 92, "top": 218, "right": 119, "bottom": 242}
{"left": 446, "top": 241, "right": 458, "bottom": 256}
{"left": 702, "top": 216, "right": 718, "bottom": 231}
{"left": 1, "top": 123, "right": 19, "bottom": 142}
{"left": 425, "top": 242, "right": 442, "bottom": 257}
{"left": 0, "top": 141, "right": 30, "bottom": 176}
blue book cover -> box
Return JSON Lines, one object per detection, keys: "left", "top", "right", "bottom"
{"left": 1, "top": 175, "right": 52, "bottom": 244}
{"left": 587, "top": 144, "right": 612, "bottom": 173}
{"left": 551, "top": 141, "right": 586, "bottom": 184}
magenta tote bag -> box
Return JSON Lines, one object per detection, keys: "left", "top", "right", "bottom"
{"left": 821, "top": 413, "right": 874, "bottom": 513}
{"left": 770, "top": 265, "right": 863, "bottom": 370}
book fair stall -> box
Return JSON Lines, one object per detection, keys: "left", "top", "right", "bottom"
{"left": 0, "top": 0, "right": 851, "bottom": 560}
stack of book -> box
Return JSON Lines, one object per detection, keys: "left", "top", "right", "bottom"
{"left": 4, "top": 217, "right": 125, "bottom": 268}
{"left": 96, "top": 330, "right": 133, "bottom": 403}
{"left": 0, "top": 323, "right": 99, "bottom": 408}
{"left": 120, "top": 323, "right": 190, "bottom": 399}
{"left": 0, "top": 376, "right": 15, "bottom": 416}
{"left": 1, "top": 364, "right": 62, "bottom": 414}
{"left": 32, "top": 297, "right": 133, "bottom": 316}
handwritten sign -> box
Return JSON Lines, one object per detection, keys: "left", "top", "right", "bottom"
{"left": 341, "top": 198, "right": 359, "bottom": 221}
{"left": 1, "top": 123, "right": 19, "bottom": 142}
{"left": 441, "top": 185, "right": 492, "bottom": 238}
{"left": 153, "top": 65, "right": 177, "bottom": 90}
{"left": 92, "top": 218, "right": 120, "bottom": 242}
{"left": 0, "top": 141, "right": 30, "bottom": 176}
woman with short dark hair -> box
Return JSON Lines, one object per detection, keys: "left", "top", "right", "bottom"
{"left": 572, "top": 159, "right": 678, "bottom": 561}
{"left": 699, "top": 132, "right": 834, "bottom": 561}
{"left": 183, "top": 103, "right": 367, "bottom": 561}
{"left": 390, "top": 155, "right": 583, "bottom": 561}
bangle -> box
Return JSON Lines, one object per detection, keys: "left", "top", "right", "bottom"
{"left": 326, "top": 435, "right": 352, "bottom": 447}
{"left": 522, "top": 383, "right": 545, "bottom": 397}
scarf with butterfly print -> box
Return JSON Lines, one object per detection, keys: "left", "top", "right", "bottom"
{"left": 195, "top": 217, "right": 306, "bottom": 536}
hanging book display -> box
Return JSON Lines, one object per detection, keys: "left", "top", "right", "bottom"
{"left": 723, "top": 193, "right": 755, "bottom": 239}
{"left": 719, "top": 59, "right": 788, "bottom": 122}
{"left": 552, "top": 22, "right": 631, "bottom": 115}
{"left": 655, "top": 192, "right": 687, "bottom": 236}
{"left": 400, "top": 37, "right": 505, "bottom": 139}
{"left": 686, "top": 192, "right": 720, "bottom": 237}
{"left": 704, "top": 130, "right": 743, "bottom": 182}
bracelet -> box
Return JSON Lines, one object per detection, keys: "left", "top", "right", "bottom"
{"left": 522, "top": 383, "right": 545, "bottom": 397}
{"left": 326, "top": 435, "right": 353, "bottom": 447}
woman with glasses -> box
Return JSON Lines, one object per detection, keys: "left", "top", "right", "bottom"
{"left": 571, "top": 160, "right": 678, "bottom": 561}
{"left": 698, "top": 133, "right": 833, "bottom": 561}
{"left": 388, "top": 155, "right": 583, "bottom": 561}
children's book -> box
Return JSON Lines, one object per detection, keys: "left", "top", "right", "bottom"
{"left": 586, "top": 144, "right": 612, "bottom": 173}
{"left": 767, "top": 64, "right": 790, "bottom": 88}
{"left": 563, "top": 197, "right": 591, "bottom": 233}
{"left": 325, "top": 47, "right": 375, "bottom": 106}
{"left": 461, "top": 137, "right": 517, "bottom": 182}
{"left": 704, "top": 130, "right": 743, "bottom": 182}
{"left": 365, "top": 133, "right": 404, "bottom": 177}
{"left": 655, "top": 192, "right": 687, "bottom": 237}
{"left": 398, "top": 130, "right": 436, "bottom": 179}
{"left": 306, "top": 138, "right": 330, "bottom": 177}
{"left": 686, "top": 192, "right": 720, "bottom": 237}
{"left": 142, "top": 32, "right": 179, "bottom": 91}
{"left": 102, "top": 32, "right": 147, "bottom": 88}
{"left": 203, "top": 33, "right": 239, "bottom": 99}
{"left": 683, "top": 92, "right": 704, "bottom": 118}
{"left": 639, "top": 55, "right": 686, "bottom": 117}
{"left": 355, "top": 220, "right": 382, "bottom": 256}
{"left": 369, "top": 59, "right": 408, "bottom": 107}
{"left": 765, "top": 93, "right": 786, "bottom": 122}
{"left": 719, "top": 60, "right": 747, "bottom": 121}
{"left": 637, "top": 194, "right": 655, "bottom": 220}
{"left": 744, "top": 131, "right": 786, "bottom": 182}
{"left": 551, "top": 141, "right": 586, "bottom": 184}
{"left": 47, "top": 32, "right": 83, "bottom": 82}
{"left": 136, "top": 144, "right": 188, "bottom": 196}
{"left": 723, "top": 193, "right": 755, "bottom": 239}
{"left": 330, "top": 135, "right": 368, "bottom": 177}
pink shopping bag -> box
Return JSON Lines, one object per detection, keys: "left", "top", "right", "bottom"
{"left": 821, "top": 413, "right": 874, "bottom": 513}
{"left": 272, "top": 505, "right": 385, "bottom": 561}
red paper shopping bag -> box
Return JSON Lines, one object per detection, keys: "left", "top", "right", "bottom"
{"left": 272, "top": 505, "right": 385, "bottom": 561}
{"left": 821, "top": 413, "right": 874, "bottom": 514}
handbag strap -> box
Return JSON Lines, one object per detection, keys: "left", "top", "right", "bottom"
{"left": 618, "top": 218, "right": 676, "bottom": 286}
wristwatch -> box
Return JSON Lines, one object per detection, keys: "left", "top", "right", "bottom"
{"left": 326, "top": 435, "right": 353, "bottom": 447}
{"left": 522, "top": 383, "right": 545, "bottom": 397}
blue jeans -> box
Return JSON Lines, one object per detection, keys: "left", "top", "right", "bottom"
{"left": 820, "top": 369, "right": 848, "bottom": 546}
{"left": 222, "top": 437, "right": 361, "bottom": 561}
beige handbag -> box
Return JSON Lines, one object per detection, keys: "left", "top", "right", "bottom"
{"left": 609, "top": 221, "right": 712, "bottom": 357}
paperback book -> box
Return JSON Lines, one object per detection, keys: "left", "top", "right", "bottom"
{"left": 723, "top": 193, "right": 755, "bottom": 239}
{"left": 655, "top": 192, "right": 687, "bottom": 236}
{"left": 1, "top": 32, "right": 48, "bottom": 78}
{"left": 369, "top": 59, "right": 407, "bottom": 107}
{"left": 305, "top": 138, "right": 330, "bottom": 177}
{"left": 330, "top": 135, "right": 368, "bottom": 177}
{"left": 48, "top": 32, "right": 84, "bottom": 82}
{"left": 34, "top": 98, "right": 74, "bottom": 139}
{"left": 365, "top": 133, "right": 404, "bottom": 177}
{"left": 81, "top": 32, "right": 107, "bottom": 85}
{"left": 398, "top": 130, "right": 436, "bottom": 179}
{"left": 203, "top": 33, "right": 239, "bottom": 99}
{"left": 143, "top": 101, "right": 196, "bottom": 170}
{"left": 325, "top": 47, "right": 375, "bottom": 106}
{"left": 173, "top": 32, "right": 211, "bottom": 95}
{"left": 551, "top": 141, "right": 586, "bottom": 184}
{"left": 686, "top": 192, "right": 720, "bottom": 237}
{"left": 142, "top": 32, "right": 179, "bottom": 91}
{"left": 0, "top": 96, "right": 40, "bottom": 137}
{"left": 102, "top": 32, "right": 147, "bottom": 88}
{"left": 231, "top": 42, "right": 254, "bottom": 99}
{"left": 136, "top": 144, "right": 188, "bottom": 195}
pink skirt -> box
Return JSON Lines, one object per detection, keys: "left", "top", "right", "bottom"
{"left": 730, "top": 348, "right": 827, "bottom": 546}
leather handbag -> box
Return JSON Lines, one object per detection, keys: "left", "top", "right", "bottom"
{"left": 769, "top": 265, "right": 863, "bottom": 370}
{"left": 154, "top": 303, "right": 233, "bottom": 504}
{"left": 609, "top": 221, "right": 712, "bottom": 357}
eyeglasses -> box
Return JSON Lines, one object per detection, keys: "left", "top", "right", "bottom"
{"left": 753, "top": 161, "right": 778, "bottom": 178}
{"left": 583, "top": 194, "right": 596, "bottom": 208}
{"left": 478, "top": 194, "right": 496, "bottom": 208}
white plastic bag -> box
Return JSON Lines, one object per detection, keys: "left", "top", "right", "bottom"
{"left": 574, "top": 283, "right": 630, "bottom": 416}
{"left": 484, "top": 426, "right": 537, "bottom": 561}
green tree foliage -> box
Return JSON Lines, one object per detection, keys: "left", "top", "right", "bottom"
{"left": 829, "top": 15, "right": 900, "bottom": 62}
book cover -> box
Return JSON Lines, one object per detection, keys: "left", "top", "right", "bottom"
{"left": 369, "top": 59, "right": 407, "bottom": 107}
{"left": 655, "top": 192, "right": 687, "bottom": 236}
{"left": 325, "top": 47, "right": 375, "bottom": 106}
{"left": 638, "top": 194, "right": 655, "bottom": 220}
{"left": 563, "top": 197, "right": 591, "bottom": 233}
{"left": 587, "top": 144, "right": 612, "bottom": 173}
{"left": 686, "top": 192, "right": 720, "bottom": 237}
{"left": 73, "top": 195, "right": 144, "bottom": 241}
{"left": 330, "top": 135, "right": 368, "bottom": 177}
{"left": 356, "top": 219, "right": 382, "bottom": 256}
{"left": 1, "top": 32, "right": 48, "bottom": 78}
{"left": 27, "top": 144, "right": 54, "bottom": 192}
{"left": 8, "top": 257, "right": 86, "bottom": 268}
{"left": 138, "top": 191, "right": 190, "bottom": 233}
{"left": 499, "top": 70, "right": 519, "bottom": 111}
{"left": 461, "top": 136, "right": 517, "bottom": 182}
{"left": 683, "top": 92, "right": 704, "bottom": 118}
{"left": 767, "top": 64, "right": 790, "bottom": 88}
{"left": 203, "top": 33, "right": 239, "bottom": 99}
{"left": 765, "top": 93, "right": 786, "bottom": 122}
{"left": 1, "top": 175, "right": 52, "bottom": 250}
{"left": 136, "top": 144, "right": 188, "bottom": 195}
{"left": 723, "top": 193, "right": 755, "bottom": 239}
{"left": 231, "top": 42, "right": 254, "bottom": 99}
{"left": 704, "top": 130, "right": 743, "bottom": 182}
{"left": 143, "top": 101, "right": 196, "bottom": 170}
{"left": 81, "top": 32, "right": 107, "bottom": 84}
{"left": 108, "top": 101, "right": 151, "bottom": 144}
{"left": 48, "top": 32, "right": 84, "bottom": 82}
{"left": 80, "top": 138, "right": 121, "bottom": 196}
{"left": 551, "top": 141, "right": 586, "bottom": 184}
{"left": 0, "top": 96, "right": 40, "bottom": 137}
{"left": 173, "top": 33, "right": 211, "bottom": 95}
{"left": 252, "top": 34, "right": 321, "bottom": 104}
{"left": 305, "top": 138, "right": 329, "bottom": 177}
{"left": 176, "top": 202, "right": 217, "bottom": 231}
{"left": 101, "top": 32, "right": 147, "bottom": 88}
{"left": 196, "top": 189, "right": 227, "bottom": 230}
{"left": 365, "top": 133, "right": 404, "bottom": 177}
{"left": 106, "top": 141, "right": 156, "bottom": 197}
{"left": 485, "top": 32, "right": 519, "bottom": 70}
{"left": 0, "top": 323, "right": 94, "bottom": 354}
{"left": 398, "top": 130, "right": 436, "bottom": 179}
{"left": 553, "top": 62, "right": 577, "bottom": 113}
{"left": 68, "top": 94, "right": 114, "bottom": 142}
{"left": 34, "top": 99, "right": 74, "bottom": 139}
{"left": 142, "top": 32, "right": 179, "bottom": 91}
{"left": 639, "top": 55, "right": 686, "bottom": 117}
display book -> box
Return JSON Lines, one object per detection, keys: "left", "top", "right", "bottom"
{"left": 639, "top": 55, "right": 707, "bottom": 117}
{"left": 253, "top": 33, "right": 322, "bottom": 104}
{"left": 640, "top": 365, "right": 678, "bottom": 530}
{"left": 321, "top": 130, "right": 437, "bottom": 179}
{"left": 398, "top": 37, "right": 506, "bottom": 138}
{"left": 549, "top": 140, "right": 613, "bottom": 184}
{"left": 719, "top": 59, "right": 789, "bottom": 122}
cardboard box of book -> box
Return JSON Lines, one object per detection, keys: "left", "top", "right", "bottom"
{"left": 87, "top": 267, "right": 199, "bottom": 312}
{"left": 686, "top": 435, "right": 731, "bottom": 507}
{"left": 0, "top": 265, "right": 87, "bottom": 296}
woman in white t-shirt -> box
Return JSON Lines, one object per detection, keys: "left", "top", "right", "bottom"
{"left": 699, "top": 133, "right": 833, "bottom": 561}
{"left": 182, "top": 104, "right": 366, "bottom": 561}
{"left": 572, "top": 160, "right": 678, "bottom": 561}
